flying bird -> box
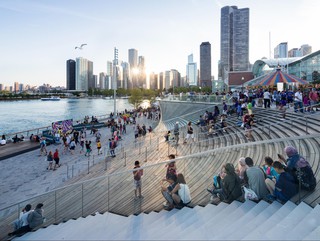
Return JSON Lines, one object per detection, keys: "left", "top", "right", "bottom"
{"left": 75, "top": 44, "right": 87, "bottom": 50}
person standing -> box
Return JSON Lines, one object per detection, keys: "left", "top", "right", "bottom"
{"left": 263, "top": 89, "right": 271, "bottom": 108}
{"left": 309, "top": 88, "right": 319, "bottom": 112}
{"left": 294, "top": 89, "right": 303, "bottom": 113}
{"left": 97, "top": 139, "right": 102, "bottom": 155}
{"left": 109, "top": 138, "right": 116, "bottom": 157}
{"left": 133, "top": 161, "right": 143, "bottom": 200}
{"left": 53, "top": 149, "right": 60, "bottom": 170}
{"left": 183, "top": 121, "right": 194, "bottom": 144}
{"left": 46, "top": 151, "right": 53, "bottom": 170}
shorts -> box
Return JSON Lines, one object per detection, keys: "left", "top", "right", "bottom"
{"left": 54, "top": 158, "right": 60, "bottom": 165}
{"left": 70, "top": 146, "right": 75, "bottom": 150}
{"left": 186, "top": 133, "right": 194, "bottom": 139}
{"left": 134, "top": 179, "right": 141, "bottom": 188}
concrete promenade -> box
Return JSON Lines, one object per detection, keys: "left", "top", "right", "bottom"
{"left": 0, "top": 115, "right": 158, "bottom": 210}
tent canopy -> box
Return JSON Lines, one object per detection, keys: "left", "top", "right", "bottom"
{"left": 250, "top": 69, "right": 308, "bottom": 86}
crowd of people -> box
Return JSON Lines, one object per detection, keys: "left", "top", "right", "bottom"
{"left": 207, "top": 146, "right": 316, "bottom": 205}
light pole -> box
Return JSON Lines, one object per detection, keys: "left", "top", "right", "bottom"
{"left": 241, "top": 77, "right": 244, "bottom": 93}
{"left": 113, "top": 47, "right": 118, "bottom": 116}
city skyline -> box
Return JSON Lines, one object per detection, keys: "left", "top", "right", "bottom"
{"left": 1, "top": 0, "right": 320, "bottom": 87}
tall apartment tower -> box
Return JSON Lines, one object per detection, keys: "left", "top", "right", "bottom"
{"left": 274, "top": 42, "right": 288, "bottom": 58}
{"left": 186, "top": 54, "right": 198, "bottom": 86}
{"left": 128, "top": 48, "right": 138, "bottom": 89}
{"left": 200, "top": 42, "right": 212, "bottom": 87}
{"left": 220, "top": 6, "right": 249, "bottom": 80}
{"left": 75, "top": 57, "right": 89, "bottom": 91}
{"left": 66, "top": 59, "right": 76, "bottom": 90}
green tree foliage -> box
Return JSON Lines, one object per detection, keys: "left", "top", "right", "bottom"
{"left": 128, "top": 88, "right": 143, "bottom": 108}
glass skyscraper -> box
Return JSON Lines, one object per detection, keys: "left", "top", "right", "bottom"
{"left": 220, "top": 6, "right": 249, "bottom": 81}
{"left": 200, "top": 42, "right": 212, "bottom": 87}
{"left": 186, "top": 54, "right": 197, "bottom": 86}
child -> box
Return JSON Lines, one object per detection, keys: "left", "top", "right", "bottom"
{"left": 133, "top": 161, "right": 143, "bottom": 200}
{"left": 97, "top": 140, "right": 102, "bottom": 155}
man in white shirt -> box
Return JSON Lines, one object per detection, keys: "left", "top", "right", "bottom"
{"left": 263, "top": 90, "right": 271, "bottom": 108}
{"left": 294, "top": 89, "right": 303, "bottom": 113}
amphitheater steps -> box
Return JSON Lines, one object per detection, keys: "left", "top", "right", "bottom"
{"left": 14, "top": 201, "right": 320, "bottom": 240}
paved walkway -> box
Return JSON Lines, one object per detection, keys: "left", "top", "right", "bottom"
{"left": 0, "top": 116, "right": 158, "bottom": 210}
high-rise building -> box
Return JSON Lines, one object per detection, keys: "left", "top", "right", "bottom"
{"left": 66, "top": 59, "right": 76, "bottom": 90}
{"left": 186, "top": 54, "right": 198, "bottom": 86}
{"left": 14, "top": 82, "right": 19, "bottom": 93}
{"left": 200, "top": 42, "right": 212, "bottom": 87}
{"left": 274, "top": 42, "right": 288, "bottom": 58}
{"left": 121, "top": 62, "right": 130, "bottom": 89}
{"left": 220, "top": 6, "right": 250, "bottom": 80}
{"left": 87, "top": 61, "right": 95, "bottom": 89}
{"left": 300, "top": 44, "right": 312, "bottom": 56}
{"left": 288, "top": 48, "right": 301, "bottom": 58}
{"left": 149, "top": 72, "right": 158, "bottom": 90}
{"left": 75, "top": 57, "right": 89, "bottom": 91}
{"left": 99, "top": 72, "right": 106, "bottom": 89}
{"left": 128, "top": 49, "right": 138, "bottom": 69}
{"left": 138, "top": 56, "right": 146, "bottom": 88}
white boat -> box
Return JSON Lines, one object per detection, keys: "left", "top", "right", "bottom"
{"left": 41, "top": 96, "right": 61, "bottom": 101}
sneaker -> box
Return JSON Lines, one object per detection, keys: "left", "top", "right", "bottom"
{"left": 206, "top": 188, "right": 213, "bottom": 195}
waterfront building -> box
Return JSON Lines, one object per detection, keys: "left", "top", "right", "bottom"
{"left": 200, "top": 42, "right": 212, "bottom": 87}
{"left": 75, "top": 57, "right": 89, "bottom": 91}
{"left": 66, "top": 59, "right": 76, "bottom": 90}
{"left": 186, "top": 54, "right": 198, "bottom": 86}
{"left": 220, "top": 6, "right": 250, "bottom": 81}
{"left": 164, "top": 70, "right": 173, "bottom": 90}
{"left": 121, "top": 62, "right": 130, "bottom": 89}
{"left": 99, "top": 72, "right": 106, "bottom": 89}
{"left": 252, "top": 50, "right": 320, "bottom": 82}
{"left": 274, "top": 42, "right": 288, "bottom": 59}
{"left": 171, "top": 69, "right": 181, "bottom": 89}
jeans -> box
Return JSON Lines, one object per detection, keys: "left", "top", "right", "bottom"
{"left": 294, "top": 101, "right": 303, "bottom": 113}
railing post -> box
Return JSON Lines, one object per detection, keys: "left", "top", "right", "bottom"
{"left": 87, "top": 161, "right": 90, "bottom": 174}
{"left": 305, "top": 116, "right": 308, "bottom": 134}
{"left": 145, "top": 147, "right": 147, "bottom": 162}
{"left": 72, "top": 165, "right": 74, "bottom": 178}
{"left": 157, "top": 138, "right": 159, "bottom": 151}
{"left": 124, "top": 152, "right": 126, "bottom": 167}
{"left": 81, "top": 183, "right": 84, "bottom": 217}
{"left": 55, "top": 190, "right": 57, "bottom": 223}
{"left": 139, "top": 142, "right": 141, "bottom": 154}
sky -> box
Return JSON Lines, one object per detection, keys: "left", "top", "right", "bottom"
{"left": 1, "top": 0, "right": 320, "bottom": 88}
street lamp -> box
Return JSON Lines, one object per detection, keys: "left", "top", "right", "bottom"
{"left": 241, "top": 77, "right": 244, "bottom": 93}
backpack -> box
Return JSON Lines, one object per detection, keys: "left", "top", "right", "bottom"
{"left": 295, "top": 166, "right": 316, "bottom": 191}
{"left": 111, "top": 141, "right": 117, "bottom": 149}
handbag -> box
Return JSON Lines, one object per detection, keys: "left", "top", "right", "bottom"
{"left": 243, "top": 186, "right": 258, "bottom": 201}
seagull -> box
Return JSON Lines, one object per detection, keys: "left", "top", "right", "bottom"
{"left": 75, "top": 44, "right": 87, "bottom": 50}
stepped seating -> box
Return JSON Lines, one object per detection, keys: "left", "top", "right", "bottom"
{"left": 14, "top": 201, "right": 320, "bottom": 240}
{"left": 3, "top": 102, "right": 320, "bottom": 241}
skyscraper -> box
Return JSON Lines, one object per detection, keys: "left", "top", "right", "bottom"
{"left": 274, "top": 42, "right": 288, "bottom": 58}
{"left": 75, "top": 57, "right": 89, "bottom": 91}
{"left": 200, "top": 42, "right": 212, "bottom": 87}
{"left": 300, "top": 44, "right": 312, "bottom": 56}
{"left": 66, "top": 59, "right": 76, "bottom": 90}
{"left": 186, "top": 54, "right": 197, "bottom": 86}
{"left": 220, "top": 6, "right": 249, "bottom": 80}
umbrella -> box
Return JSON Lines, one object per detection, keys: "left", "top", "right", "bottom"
{"left": 256, "top": 69, "right": 308, "bottom": 86}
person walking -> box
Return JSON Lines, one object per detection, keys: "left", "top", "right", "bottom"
{"left": 53, "top": 149, "right": 61, "bottom": 170}
{"left": 173, "top": 121, "right": 180, "bottom": 145}
{"left": 133, "top": 160, "right": 143, "bottom": 200}
{"left": 97, "top": 139, "right": 102, "bottom": 155}
{"left": 183, "top": 121, "right": 194, "bottom": 144}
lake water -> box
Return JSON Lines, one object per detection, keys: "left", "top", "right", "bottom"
{"left": 1, "top": 98, "right": 133, "bottom": 135}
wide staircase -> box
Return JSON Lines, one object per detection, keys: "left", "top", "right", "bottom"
{"left": 15, "top": 200, "right": 320, "bottom": 240}
{"left": 2, "top": 100, "right": 320, "bottom": 240}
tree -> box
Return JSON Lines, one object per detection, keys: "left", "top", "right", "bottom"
{"left": 128, "top": 88, "right": 143, "bottom": 108}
